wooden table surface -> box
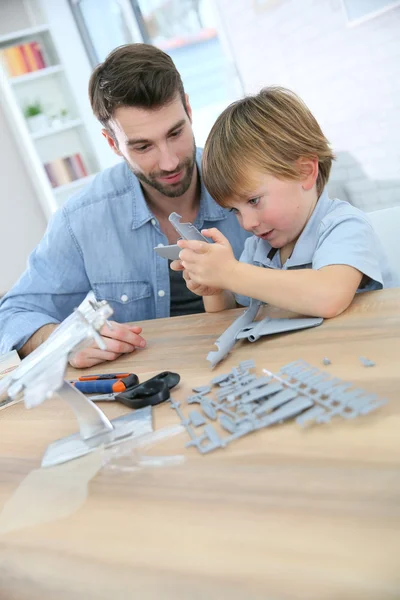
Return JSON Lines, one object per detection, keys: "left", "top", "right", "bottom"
{"left": 1, "top": 288, "right": 400, "bottom": 599}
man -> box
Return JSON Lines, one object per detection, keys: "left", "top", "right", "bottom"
{"left": 0, "top": 44, "right": 250, "bottom": 368}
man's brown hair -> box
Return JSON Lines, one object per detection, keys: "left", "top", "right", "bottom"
{"left": 202, "top": 86, "right": 335, "bottom": 205}
{"left": 89, "top": 43, "right": 186, "bottom": 130}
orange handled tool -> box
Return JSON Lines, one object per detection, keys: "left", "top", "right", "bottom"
{"left": 72, "top": 374, "right": 139, "bottom": 394}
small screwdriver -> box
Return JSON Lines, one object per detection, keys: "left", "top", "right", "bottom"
{"left": 75, "top": 373, "right": 133, "bottom": 381}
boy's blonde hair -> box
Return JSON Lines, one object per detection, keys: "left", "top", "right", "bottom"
{"left": 202, "top": 86, "right": 334, "bottom": 205}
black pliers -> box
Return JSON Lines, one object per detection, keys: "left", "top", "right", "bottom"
{"left": 87, "top": 371, "right": 180, "bottom": 409}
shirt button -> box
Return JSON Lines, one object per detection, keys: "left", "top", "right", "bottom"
{"left": 158, "top": 290, "right": 165, "bottom": 297}
{"left": 157, "top": 243, "right": 164, "bottom": 247}
{"left": 120, "top": 294, "right": 129, "bottom": 302}
{"left": 151, "top": 218, "right": 156, "bottom": 226}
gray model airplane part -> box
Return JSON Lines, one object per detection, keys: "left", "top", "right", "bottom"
{"left": 189, "top": 410, "right": 206, "bottom": 427}
{"left": 169, "top": 212, "right": 209, "bottom": 242}
{"left": 207, "top": 299, "right": 262, "bottom": 367}
{"left": 261, "top": 397, "right": 314, "bottom": 427}
{"left": 236, "top": 316, "right": 323, "bottom": 342}
{"left": 153, "top": 212, "right": 209, "bottom": 260}
{"left": 154, "top": 245, "right": 181, "bottom": 260}
{"left": 224, "top": 376, "right": 272, "bottom": 401}
{"left": 239, "top": 381, "right": 284, "bottom": 404}
{"left": 254, "top": 388, "right": 299, "bottom": 416}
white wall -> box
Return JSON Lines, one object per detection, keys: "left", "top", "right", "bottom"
{"left": 0, "top": 106, "right": 46, "bottom": 295}
{"left": 216, "top": 0, "right": 400, "bottom": 212}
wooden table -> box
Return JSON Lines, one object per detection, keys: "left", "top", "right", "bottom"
{"left": 1, "top": 289, "right": 400, "bottom": 599}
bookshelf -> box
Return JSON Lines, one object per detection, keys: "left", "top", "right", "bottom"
{"left": 0, "top": 0, "right": 102, "bottom": 219}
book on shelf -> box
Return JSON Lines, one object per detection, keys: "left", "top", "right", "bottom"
{"left": 44, "top": 153, "right": 88, "bottom": 188}
{"left": 0, "top": 41, "right": 47, "bottom": 77}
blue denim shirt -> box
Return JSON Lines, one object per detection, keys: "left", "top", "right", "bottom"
{"left": 0, "top": 149, "right": 250, "bottom": 353}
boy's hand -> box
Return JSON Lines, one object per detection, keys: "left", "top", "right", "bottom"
{"left": 69, "top": 321, "right": 146, "bottom": 369}
{"left": 170, "top": 259, "right": 222, "bottom": 296}
{"left": 175, "top": 228, "right": 238, "bottom": 289}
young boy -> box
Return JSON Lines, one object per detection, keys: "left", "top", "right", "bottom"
{"left": 171, "top": 87, "right": 394, "bottom": 318}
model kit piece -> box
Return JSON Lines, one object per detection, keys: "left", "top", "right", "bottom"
{"left": 238, "top": 382, "right": 284, "bottom": 404}
{"left": 187, "top": 392, "right": 207, "bottom": 405}
{"left": 189, "top": 410, "right": 206, "bottom": 427}
{"left": 169, "top": 211, "right": 209, "bottom": 242}
{"left": 154, "top": 245, "right": 181, "bottom": 260}
{"left": 216, "top": 374, "right": 259, "bottom": 402}
{"left": 185, "top": 424, "right": 226, "bottom": 454}
{"left": 192, "top": 385, "right": 212, "bottom": 394}
{"left": 173, "top": 360, "right": 388, "bottom": 454}
{"left": 359, "top": 356, "right": 376, "bottom": 367}
{"left": 207, "top": 299, "right": 262, "bottom": 367}
{"left": 200, "top": 399, "right": 217, "bottom": 420}
{"left": 271, "top": 362, "right": 388, "bottom": 420}
{"left": 236, "top": 316, "right": 323, "bottom": 343}
{"left": 261, "top": 397, "right": 314, "bottom": 427}
{"left": 296, "top": 405, "right": 327, "bottom": 427}
{"left": 154, "top": 212, "right": 209, "bottom": 260}
{"left": 224, "top": 376, "right": 272, "bottom": 401}
{"left": 254, "top": 388, "right": 299, "bottom": 416}
{"left": 210, "top": 373, "right": 232, "bottom": 386}
{"left": 219, "top": 415, "right": 237, "bottom": 434}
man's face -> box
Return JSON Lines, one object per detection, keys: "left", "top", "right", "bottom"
{"left": 103, "top": 94, "right": 196, "bottom": 198}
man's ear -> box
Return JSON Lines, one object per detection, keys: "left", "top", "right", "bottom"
{"left": 102, "top": 128, "right": 122, "bottom": 157}
{"left": 297, "top": 157, "right": 319, "bottom": 191}
{"left": 184, "top": 94, "right": 193, "bottom": 122}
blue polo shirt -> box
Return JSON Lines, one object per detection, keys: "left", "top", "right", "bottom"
{"left": 236, "top": 188, "right": 396, "bottom": 307}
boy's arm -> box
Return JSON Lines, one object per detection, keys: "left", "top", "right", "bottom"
{"left": 203, "top": 291, "right": 237, "bottom": 313}
{"left": 224, "top": 263, "right": 362, "bottom": 318}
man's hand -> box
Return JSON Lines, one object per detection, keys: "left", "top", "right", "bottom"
{"left": 69, "top": 321, "right": 146, "bottom": 369}
{"left": 175, "top": 228, "right": 238, "bottom": 290}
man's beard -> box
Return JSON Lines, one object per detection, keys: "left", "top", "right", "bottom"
{"left": 127, "top": 142, "right": 197, "bottom": 198}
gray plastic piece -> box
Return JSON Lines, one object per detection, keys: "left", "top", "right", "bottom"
{"left": 206, "top": 299, "right": 262, "bottom": 367}
{"left": 359, "top": 356, "right": 376, "bottom": 367}
{"left": 219, "top": 415, "right": 237, "bottom": 434}
{"left": 210, "top": 373, "right": 231, "bottom": 386}
{"left": 189, "top": 410, "right": 206, "bottom": 427}
{"left": 154, "top": 245, "right": 181, "bottom": 260}
{"left": 200, "top": 399, "right": 217, "bottom": 420}
{"left": 254, "top": 388, "right": 298, "bottom": 416}
{"left": 261, "top": 397, "right": 314, "bottom": 427}
{"left": 172, "top": 360, "right": 387, "bottom": 454}
{"left": 169, "top": 212, "right": 209, "bottom": 242}
{"left": 236, "top": 316, "right": 323, "bottom": 342}
{"left": 192, "top": 385, "right": 212, "bottom": 394}
{"left": 225, "top": 376, "right": 272, "bottom": 401}
{"left": 296, "top": 405, "right": 327, "bottom": 427}
{"left": 154, "top": 212, "right": 209, "bottom": 261}
{"left": 239, "top": 381, "right": 284, "bottom": 404}
{"left": 185, "top": 424, "right": 226, "bottom": 454}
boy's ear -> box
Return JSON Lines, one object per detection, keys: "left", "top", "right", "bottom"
{"left": 297, "top": 157, "right": 319, "bottom": 191}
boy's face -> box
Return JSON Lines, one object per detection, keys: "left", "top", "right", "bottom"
{"left": 226, "top": 169, "right": 318, "bottom": 249}
{"left": 102, "top": 94, "right": 196, "bottom": 198}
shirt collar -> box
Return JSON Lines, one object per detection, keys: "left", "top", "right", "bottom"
{"left": 253, "top": 187, "right": 333, "bottom": 268}
{"left": 130, "top": 147, "right": 227, "bottom": 230}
